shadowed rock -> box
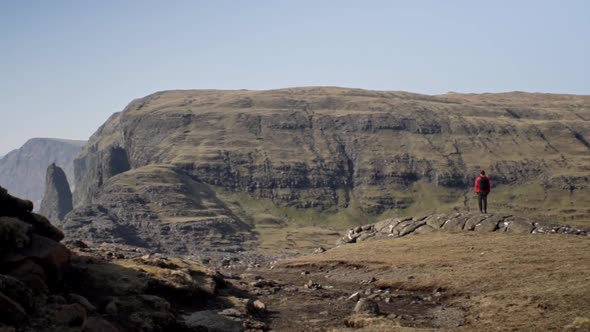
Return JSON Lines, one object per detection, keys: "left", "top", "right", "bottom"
{"left": 0, "top": 186, "right": 268, "bottom": 331}
{"left": 39, "top": 163, "right": 73, "bottom": 223}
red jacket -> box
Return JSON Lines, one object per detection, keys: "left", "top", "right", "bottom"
{"left": 474, "top": 176, "right": 491, "bottom": 193}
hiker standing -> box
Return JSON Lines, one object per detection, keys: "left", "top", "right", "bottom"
{"left": 474, "top": 170, "right": 491, "bottom": 214}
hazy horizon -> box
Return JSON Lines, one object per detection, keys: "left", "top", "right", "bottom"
{"left": 2, "top": 0, "right": 589, "bottom": 154}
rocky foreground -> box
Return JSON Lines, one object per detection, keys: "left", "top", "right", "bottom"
{"left": 0, "top": 186, "right": 269, "bottom": 332}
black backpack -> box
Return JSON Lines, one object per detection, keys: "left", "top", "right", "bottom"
{"left": 478, "top": 176, "right": 490, "bottom": 191}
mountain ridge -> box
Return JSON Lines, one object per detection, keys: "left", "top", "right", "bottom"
{"left": 65, "top": 87, "right": 590, "bottom": 254}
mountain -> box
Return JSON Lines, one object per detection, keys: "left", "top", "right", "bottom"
{"left": 65, "top": 87, "right": 590, "bottom": 254}
{"left": 0, "top": 138, "right": 86, "bottom": 209}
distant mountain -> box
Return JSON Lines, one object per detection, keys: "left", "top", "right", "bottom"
{"left": 0, "top": 138, "right": 86, "bottom": 210}
{"left": 64, "top": 87, "right": 590, "bottom": 255}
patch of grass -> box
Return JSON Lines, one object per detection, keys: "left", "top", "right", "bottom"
{"left": 214, "top": 188, "right": 380, "bottom": 252}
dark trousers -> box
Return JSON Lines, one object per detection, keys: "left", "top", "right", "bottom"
{"left": 478, "top": 193, "right": 488, "bottom": 213}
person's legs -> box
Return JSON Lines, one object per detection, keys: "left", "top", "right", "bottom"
{"left": 482, "top": 193, "right": 488, "bottom": 213}
{"left": 478, "top": 193, "right": 483, "bottom": 213}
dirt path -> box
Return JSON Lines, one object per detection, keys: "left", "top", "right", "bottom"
{"left": 223, "top": 263, "right": 465, "bottom": 331}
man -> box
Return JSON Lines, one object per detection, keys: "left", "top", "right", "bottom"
{"left": 474, "top": 170, "right": 491, "bottom": 214}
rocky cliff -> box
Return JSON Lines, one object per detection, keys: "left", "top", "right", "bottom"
{"left": 39, "top": 164, "right": 73, "bottom": 223}
{"left": 67, "top": 87, "right": 590, "bottom": 254}
{"left": 0, "top": 138, "right": 86, "bottom": 208}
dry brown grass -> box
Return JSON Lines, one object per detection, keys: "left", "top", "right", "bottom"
{"left": 280, "top": 232, "right": 590, "bottom": 331}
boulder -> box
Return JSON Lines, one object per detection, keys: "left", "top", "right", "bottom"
{"left": 442, "top": 214, "right": 470, "bottom": 232}
{"left": 399, "top": 220, "right": 427, "bottom": 236}
{"left": 357, "top": 232, "right": 376, "bottom": 242}
{"left": 504, "top": 217, "right": 535, "bottom": 234}
{"left": 4, "top": 259, "right": 48, "bottom": 293}
{"left": 425, "top": 214, "right": 449, "bottom": 228}
{"left": 0, "top": 217, "right": 32, "bottom": 250}
{"left": 391, "top": 219, "right": 416, "bottom": 235}
{"left": 55, "top": 303, "right": 87, "bottom": 327}
{"left": 19, "top": 234, "right": 70, "bottom": 284}
{"left": 247, "top": 299, "right": 267, "bottom": 313}
{"left": 23, "top": 213, "right": 65, "bottom": 242}
{"left": 0, "top": 275, "right": 35, "bottom": 312}
{"left": 474, "top": 215, "right": 504, "bottom": 232}
{"left": 413, "top": 224, "right": 436, "bottom": 235}
{"left": 464, "top": 215, "right": 490, "bottom": 231}
{"left": 67, "top": 293, "right": 97, "bottom": 312}
{"left": 373, "top": 218, "right": 399, "bottom": 233}
{"left": 354, "top": 298, "right": 380, "bottom": 315}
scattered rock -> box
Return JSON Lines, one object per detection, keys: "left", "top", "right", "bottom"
{"left": 348, "top": 291, "right": 361, "bottom": 301}
{"left": 246, "top": 299, "right": 267, "bottom": 314}
{"left": 304, "top": 280, "right": 322, "bottom": 290}
{"left": 312, "top": 247, "right": 327, "bottom": 254}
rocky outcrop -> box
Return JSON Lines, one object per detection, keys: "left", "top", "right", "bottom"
{"left": 39, "top": 164, "right": 73, "bottom": 223}
{"left": 0, "top": 186, "right": 269, "bottom": 331}
{"left": 337, "top": 213, "right": 590, "bottom": 245}
{"left": 0, "top": 138, "right": 85, "bottom": 208}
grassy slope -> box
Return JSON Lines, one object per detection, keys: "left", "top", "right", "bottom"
{"left": 212, "top": 181, "right": 590, "bottom": 254}
{"left": 279, "top": 232, "right": 590, "bottom": 331}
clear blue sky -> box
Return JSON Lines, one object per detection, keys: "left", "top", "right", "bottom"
{"left": 1, "top": 0, "right": 589, "bottom": 154}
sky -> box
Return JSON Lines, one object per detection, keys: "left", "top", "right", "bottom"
{"left": 1, "top": 0, "right": 589, "bottom": 155}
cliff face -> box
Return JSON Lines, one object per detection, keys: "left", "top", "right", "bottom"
{"left": 0, "top": 138, "right": 85, "bottom": 208}
{"left": 39, "top": 164, "right": 73, "bottom": 222}
{"left": 67, "top": 87, "right": 590, "bottom": 253}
